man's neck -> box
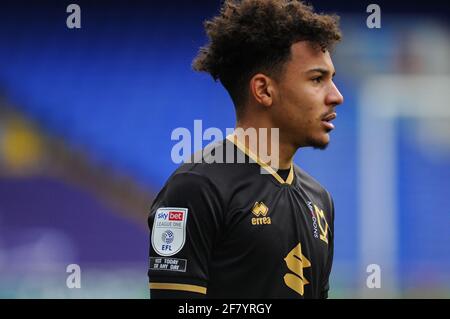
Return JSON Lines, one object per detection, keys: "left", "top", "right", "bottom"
{"left": 234, "top": 122, "right": 295, "bottom": 170}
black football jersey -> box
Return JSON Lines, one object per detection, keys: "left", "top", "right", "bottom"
{"left": 148, "top": 135, "right": 334, "bottom": 298}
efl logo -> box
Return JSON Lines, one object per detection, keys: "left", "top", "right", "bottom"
{"left": 169, "top": 211, "right": 184, "bottom": 221}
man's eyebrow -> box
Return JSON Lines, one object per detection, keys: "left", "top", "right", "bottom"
{"left": 306, "top": 68, "right": 336, "bottom": 77}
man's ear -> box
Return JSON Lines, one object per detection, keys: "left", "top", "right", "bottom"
{"left": 249, "top": 73, "right": 275, "bottom": 108}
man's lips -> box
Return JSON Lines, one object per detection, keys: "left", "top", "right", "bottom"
{"left": 321, "top": 112, "right": 337, "bottom": 130}
{"left": 322, "top": 112, "right": 337, "bottom": 122}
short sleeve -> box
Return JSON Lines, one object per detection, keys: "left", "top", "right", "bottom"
{"left": 148, "top": 172, "right": 223, "bottom": 298}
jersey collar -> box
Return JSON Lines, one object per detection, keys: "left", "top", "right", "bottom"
{"left": 226, "top": 134, "right": 294, "bottom": 185}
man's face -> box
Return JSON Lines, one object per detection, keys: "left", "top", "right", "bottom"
{"left": 273, "top": 41, "right": 344, "bottom": 149}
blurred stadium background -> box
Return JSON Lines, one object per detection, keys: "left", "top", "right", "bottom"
{"left": 0, "top": 0, "right": 448, "bottom": 298}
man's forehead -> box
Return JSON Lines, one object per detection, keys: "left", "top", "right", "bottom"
{"left": 289, "top": 41, "right": 335, "bottom": 72}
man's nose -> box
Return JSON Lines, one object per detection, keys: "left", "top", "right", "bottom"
{"left": 326, "top": 82, "right": 344, "bottom": 107}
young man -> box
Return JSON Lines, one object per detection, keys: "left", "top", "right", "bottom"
{"left": 148, "top": 0, "right": 344, "bottom": 298}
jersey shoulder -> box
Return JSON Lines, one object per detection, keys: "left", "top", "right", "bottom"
{"left": 169, "top": 138, "right": 259, "bottom": 186}
{"left": 156, "top": 138, "right": 258, "bottom": 204}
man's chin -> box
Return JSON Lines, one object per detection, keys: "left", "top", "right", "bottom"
{"left": 312, "top": 143, "right": 329, "bottom": 150}
{"left": 308, "top": 136, "right": 330, "bottom": 150}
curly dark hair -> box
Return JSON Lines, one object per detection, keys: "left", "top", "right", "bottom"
{"left": 192, "top": 0, "right": 342, "bottom": 112}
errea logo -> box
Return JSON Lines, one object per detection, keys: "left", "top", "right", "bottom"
{"left": 251, "top": 202, "right": 271, "bottom": 225}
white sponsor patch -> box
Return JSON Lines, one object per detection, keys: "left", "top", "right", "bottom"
{"left": 151, "top": 207, "right": 188, "bottom": 256}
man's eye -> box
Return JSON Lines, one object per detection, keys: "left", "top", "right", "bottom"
{"left": 312, "top": 76, "right": 323, "bottom": 84}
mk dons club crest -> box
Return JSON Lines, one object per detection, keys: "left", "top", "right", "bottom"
{"left": 152, "top": 207, "right": 188, "bottom": 257}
